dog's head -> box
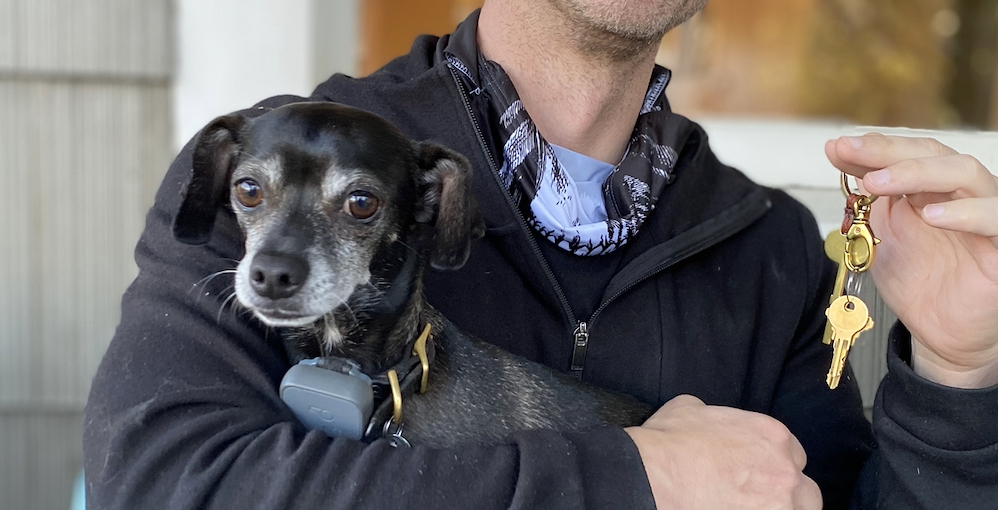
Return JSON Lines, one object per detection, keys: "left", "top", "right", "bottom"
{"left": 173, "top": 102, "right": 484, "bottom": 329}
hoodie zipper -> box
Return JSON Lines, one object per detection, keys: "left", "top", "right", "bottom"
{"left": 447, "top": 66, "right": 770, "bottom": 379}
{"left": 447, "top": 67, "right": 580, "bottom": 333}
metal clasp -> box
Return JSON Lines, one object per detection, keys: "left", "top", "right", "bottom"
{"left": 839, "top": 173, "right": 878, "bottom": 205}
{"left": 383, "top": 369, "right": 410, "bottom": 447}
{"left": 382, "top": 420, "right": 411, "bottom": 448}
{"left": 844, "top": 199, "right": 880, "bottom": 273}
{"left": 386, "top": 369, "right": 403, "bottom": 426}
{"left": 412, "top": 323, "right": 431, "bottom": 394}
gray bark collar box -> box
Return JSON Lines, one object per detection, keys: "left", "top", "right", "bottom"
{"left": 279, "top": 359, "right": 374, "bottom": 440}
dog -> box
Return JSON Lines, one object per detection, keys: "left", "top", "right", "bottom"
{"left": 173, "top": 102, "right": 653, "bottom": 447}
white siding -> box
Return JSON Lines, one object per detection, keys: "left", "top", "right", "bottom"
{"left": 0, "top": 2, "right": 173, "bottom": 509}
{"left": 171, "top": 0, "right": 360, "bottom": 150}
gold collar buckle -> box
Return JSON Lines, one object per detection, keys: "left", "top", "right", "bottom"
{"left": 413, "top": 323, "right": 432, "bottom": 394}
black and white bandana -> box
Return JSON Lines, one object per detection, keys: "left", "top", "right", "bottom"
{"left": 447, "top": 52, "right": 681, "bottom": 256}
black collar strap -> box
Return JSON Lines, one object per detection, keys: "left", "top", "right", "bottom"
{"left": 362, "top": 324, "right": 435, "bottom": 442}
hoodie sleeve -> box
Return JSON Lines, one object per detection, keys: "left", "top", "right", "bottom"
{"left": 851, "top": 323, "right": 998, "bottom": 509}
{"left": 82, "top": 96, "right": 656, "bottom": 510}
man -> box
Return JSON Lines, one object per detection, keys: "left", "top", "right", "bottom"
{"left": 84, "top": 0, "right": 998, "bottom": 508}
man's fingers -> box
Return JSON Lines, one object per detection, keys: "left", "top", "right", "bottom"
{"left": 827, "top": 133, "right": 959, "bottom": 179}
{"left": 824, "top": 139, "right": 873, "bottom": 181}
{"left": 792, "top": 474, "right": 823, "bottom": 510}
{"left": 921, "top": 197, "right": 998, "bottom": 240}
{"left": 861, "top": 154, "right": 998, "bottom": 200}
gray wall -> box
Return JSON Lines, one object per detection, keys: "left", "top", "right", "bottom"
{"left": 0, "top": 1, "right": 173, "bottom": 509}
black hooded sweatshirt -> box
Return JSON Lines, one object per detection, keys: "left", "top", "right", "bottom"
{"left": 84, "top": 11, "right": 998, "bottom": 510}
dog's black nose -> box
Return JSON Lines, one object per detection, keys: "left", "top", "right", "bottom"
{"left": 249, "top": 253, "right": 310, "bottom": 300}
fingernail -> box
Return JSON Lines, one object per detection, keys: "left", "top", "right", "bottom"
{"left": 924, "top": 204, "right": 945, "bottom": 219}
{"left": 866, "top": 170, "right": 890, "bottom": 187}
{"left": 844, "top": 136, "right": 863, "bottom": 149}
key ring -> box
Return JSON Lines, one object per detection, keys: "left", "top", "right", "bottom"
{"left": 840, "top": 173, "right": 879, "bottom": 206}
{"left": 383, "top": 421, "right": 411, "bottom": 448}
{"left": 844, "top": 270, "right": 864, "bottom": 299}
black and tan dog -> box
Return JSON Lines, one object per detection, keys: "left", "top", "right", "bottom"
{"left": 173, "top": 102, "right": 652, "bottom": 447}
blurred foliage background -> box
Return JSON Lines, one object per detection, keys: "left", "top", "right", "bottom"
{"left": 659, "top": 0, "right": 998, "bottom": 129}
{"left": 366, "top": 0, "right": 998, "bottom": 130}
{"left": 800, "top": 0, "right": 955, "bottom": 127}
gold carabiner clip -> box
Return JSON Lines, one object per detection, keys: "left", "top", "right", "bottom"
{"left": 840, "top": 173, "right": 878, "bottom": 206}
{"left": 840, "top": 174, "right": 881, "bottom": 273}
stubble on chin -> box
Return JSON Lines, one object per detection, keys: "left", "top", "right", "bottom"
{"left": 549, "top": 0, "right": 709, "bottom": 62}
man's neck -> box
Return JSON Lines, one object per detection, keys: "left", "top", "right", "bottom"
{"left": 478, "top": 0, "right": 661, "bottom": 165}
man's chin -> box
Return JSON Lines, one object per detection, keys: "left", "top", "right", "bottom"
{"left": 253, "top": 310, "right": 322, "bottom": 328}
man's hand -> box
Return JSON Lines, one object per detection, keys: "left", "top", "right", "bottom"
{"left": 625, "top": 395, "right": 822, "bottom": 510}
{"left": 825, "top": 134, "right": 998, "bottom": 389}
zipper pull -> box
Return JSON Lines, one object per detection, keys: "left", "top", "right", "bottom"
{"left": 570, "top": 322, "right": 589, "bottom": 375}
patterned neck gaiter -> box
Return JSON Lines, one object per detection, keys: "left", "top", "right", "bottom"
{"left": 448, "top": 53, "right": 681, "bottom": 256}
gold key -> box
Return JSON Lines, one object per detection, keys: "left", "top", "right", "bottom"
{"left": 825, "top": 295, "right": 874, "bottom": 389}
{"left": 822, "top": 173, "right": 880, "bottom": 389}
{"left": 822, "top": 231, "right": 848, "bottom": 345}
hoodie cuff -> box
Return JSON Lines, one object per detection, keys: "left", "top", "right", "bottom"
{"left": 566, "top": 427, "right": 656, "bottom": 510}
{"left": 879, "top": 322, "right": 998, "bottom": 451}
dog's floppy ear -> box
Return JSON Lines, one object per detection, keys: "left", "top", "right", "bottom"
{"left": 415, "top": 142, "right": 485, "bottom": 271}
{"left": 173, "top": 114, "right": 247, "bottom": 245}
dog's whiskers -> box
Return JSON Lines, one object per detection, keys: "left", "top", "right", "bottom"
{"left": 190, "top": 269, "right": 237, "bottom": 298}
{"left": 194, "top": 268, "right": 236, "bottom": 287}
{"left": 226, "top": 294, "right": 250, "bottom": 317}
{"left": 217, "top": 291, "right": 241, "bottom": 324}
{"left": 359, "top": 279, "right": 388, "bottom": 299}
{"left": 394, "top": 238, "right": 419, "bottom": 255}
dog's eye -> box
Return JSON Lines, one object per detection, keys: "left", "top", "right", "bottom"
{"left": 344, "top": 191, "right": 380, "bottom": 220}
{"left": 234, "top": 179, "right": 263, "bottom": 209}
